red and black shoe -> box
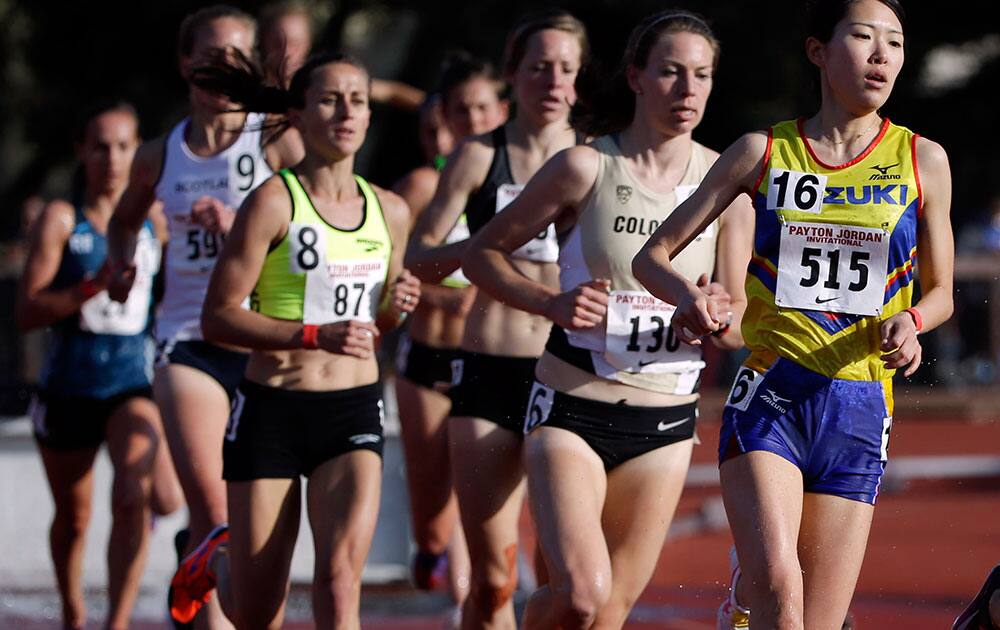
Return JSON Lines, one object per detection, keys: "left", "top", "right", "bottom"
{"left": 169, "top": 524, "right": 229, "bottom": 624}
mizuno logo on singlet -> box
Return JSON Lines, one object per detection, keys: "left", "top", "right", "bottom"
{"left": 869, "top": 163, "right": 899, "bottom": 175}
{"left": 868, "top": 162, "right": 902, "bottom": 181}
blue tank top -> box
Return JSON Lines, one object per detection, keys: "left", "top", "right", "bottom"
{"left": 41, "top": 207, "right": 161, "bottom": 398}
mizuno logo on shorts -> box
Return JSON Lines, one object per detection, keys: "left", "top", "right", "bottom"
{"left": 349, "top": 433, "right": 381, "bottom": 445}
{"left": 657, "top": 417, "right": 691, "bottom": 432}
{"left": 760, "top": 389, "right": 791, "bottom": 414}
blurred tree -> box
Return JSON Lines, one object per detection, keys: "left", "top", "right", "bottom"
{"left": 0, "top": 0, "right": 997, "bottom": 237}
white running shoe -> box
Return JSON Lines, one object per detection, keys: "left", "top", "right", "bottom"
{"left": 717, "top": 547, "right": 750, "bottom": 630}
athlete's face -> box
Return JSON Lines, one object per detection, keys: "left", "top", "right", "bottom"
{"left": 808, "top": 0, "right": 904, "bottom": 115}
{"left": 182, "top": 17, "right": 256, "bottom": 112}
{"left": 510, "top": 29, "right": 581, "bottom": 124}
{"left": 630, "top": 31, "right": 715, "bottom": 137}
{"left": 442, "top": 77, "right": 507, "bottom": 139}
{"left": 78, "top": 110, "right": 140, "bottom": 197}
{"left": 293, "top": 62, "right": 371, "bottom": 160}
{"left": 262, "top": 13, "right": 312, "bottom": 82}
{"left": 418, "top": 99, "right": 454, "bottom": 162}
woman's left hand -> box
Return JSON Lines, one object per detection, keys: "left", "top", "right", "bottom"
{"left": 190, "top": 196, "right": 237, "bottom": 234}
{"left": 880, "top": 312, "right": 922, "bottom": 377}
{"left": 389, "top": 269, "right": 421, "bottom": 313}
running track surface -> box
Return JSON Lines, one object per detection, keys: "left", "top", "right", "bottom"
{"left": 5, "top": 416, "right": 998, "bottom": 629}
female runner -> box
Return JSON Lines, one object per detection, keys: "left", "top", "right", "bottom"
{"left": 463, "top": 11, "right": 752, "bottom": 628}
{"left": 633, "top": 2, "right": 953, "bottom": 628}
{"left": 392, "top": 52, "right": 506, "bottom": 601}
{"left": 180, "top": 51, "right": 420, "bottom": 629}
{"left": 405, "top": 11, "right": 588, "bottom": 629}
{"left": 106, "top": 5, "right": 301, "bottom": 627}
{"left": 17, "top": 102, "right": 171, "bottom": 630}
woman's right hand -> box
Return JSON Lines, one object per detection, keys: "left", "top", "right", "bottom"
{"left": 317, "top": 320, "right": 380, "bottom": 359}
{"left": 106, "top": 262, "right": 136, "bottom": 303}
{"left": 543, "top": 278, "right": 611, "bottom": 330}
{"left": 670, "top": 274, "right": 729, "bottom": 345}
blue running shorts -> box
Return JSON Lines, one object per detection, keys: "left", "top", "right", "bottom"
{"left": 719, "top": 357, "right": 892, "bottom": 504}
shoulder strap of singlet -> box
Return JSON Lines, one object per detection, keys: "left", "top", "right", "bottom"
{"left": 490, "top": 125, "right": 513, "bottom": 183}
{"left": 354, "top": 174, "right": 391, "bottom": 239}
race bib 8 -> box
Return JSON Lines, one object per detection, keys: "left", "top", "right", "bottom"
{"left": 79, "top": 233, "right": 159, "bottom": 335}
{"left": 604, "top": 290, "right": 702, "bottom": 374}
{"left": 767, "top": 169, "right": 828, "bottom": 215}
{"left": 775, "top": 221, "right": 889, "bottom": 316}
{"left": 496, "top": 183, "right": 559, "bottom": 263}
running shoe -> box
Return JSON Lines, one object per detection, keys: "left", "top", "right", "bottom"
{"left": 169, "top": 524, "right": 229, "bottom": 624}
{"left": 413, "top": 550, "right": 449, "bottom": 591}
{"left": 953, "top": 564, "right": 1000, "bottom": 630}
{"left": 168, "top": 528, "right": 192, "bottom": 630}
{"left": 717, "top": 547, "right": 750, "bottom": 630}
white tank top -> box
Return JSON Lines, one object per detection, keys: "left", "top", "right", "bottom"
{"left": 154, "top": 113, "right": 273, "bottom": 342}
{"left": 555, "top": 135, "right": 719, "bottom": 395}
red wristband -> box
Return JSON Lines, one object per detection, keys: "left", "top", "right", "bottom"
{"left": 79, "top": 277, "right": 101, "bottom": 299}
{"left": 301, "top": 324, "right": 319, "bottom": 349}
{"left": 904, "top": 307, "right": 923, "bottom": 333}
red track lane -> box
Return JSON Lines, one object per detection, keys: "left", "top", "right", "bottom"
{"left": 5, "top": 418, "right": 997, "bottom": 628}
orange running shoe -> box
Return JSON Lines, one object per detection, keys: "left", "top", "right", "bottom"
{"left": 169, "top": 524, "right": 229, "bottom": 624}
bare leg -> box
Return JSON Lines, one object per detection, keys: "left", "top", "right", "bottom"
{"left": 307, "top": 450, "right": 383, "bottom": 630}
{"left": 798, "top": 493, "right": 874, "bottom": 630}
{"left": 225, "top": 478, "right": 301, "bottom": 630}
{"left": 721, "top": 451, "right": 806, "bottom": 630}
{"left": 520, "top": 427, "right": 610, "bottom": 630}
{"left": 395, "top": 375, "right": 468, "bottom": 601}
{"left": 149, "top": 417, "right": 184, "bottom": 517}
{"left": 39, "top": 445, "right": 99, "bottom": 630}
{"left": 449, "top": 417, "right": 525, "bottom": 630}
{"left": 104, "top": 396, "right": 160, "bottom": 630}
{"left": 592, "top": 439, "right": 694, "bottom": 629}
{"left": 154, "top": 363, "right": 234, "bottom": 630}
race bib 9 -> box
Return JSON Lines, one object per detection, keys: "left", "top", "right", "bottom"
{"left": 775, "top": 221, "right": 889, "bottom": 316}
{"left": 604, "top": 290, "right": 702, "bottom": 374}
{"left": 496, "top": 183, "right": 559, "bottom": 263}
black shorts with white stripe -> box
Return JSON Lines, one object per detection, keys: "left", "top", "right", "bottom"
{"left": 223, "top": 378, "right": 384, "bottom": 480}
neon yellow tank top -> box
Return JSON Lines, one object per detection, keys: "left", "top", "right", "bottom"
{"left": 743, "top": 118, "right": 922, "bottom": 386}
{"left": 252, "top": 169, "right": 392, "bottom": 324}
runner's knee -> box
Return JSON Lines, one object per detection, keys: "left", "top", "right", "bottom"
{"left": 471, "top": 545, "right": 519, "bottom": 614}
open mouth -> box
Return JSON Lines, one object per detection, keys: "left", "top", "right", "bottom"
{"left": 864, "top": 71, "right": 888, "bottom": 87}
{"left": 671, "top": 105, "right": 698, "bottom": 120}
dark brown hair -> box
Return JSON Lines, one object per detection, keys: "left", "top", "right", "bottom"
{"left": 572, "top": 10, "right": 719, "bottom": 137}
